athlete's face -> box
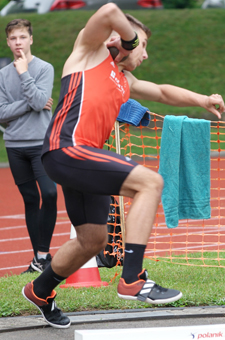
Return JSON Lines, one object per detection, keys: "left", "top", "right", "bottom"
{"left": 122, "top": 29, "right": 148, "bottom": 72}
{"left": 7, "top": 28, "right": 33, "bottom": 60}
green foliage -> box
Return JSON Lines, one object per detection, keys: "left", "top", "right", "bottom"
{"left": 0, "top": 0, "right": 8, "bottom": 11}
{"left": 0, "top": 9, "right": 225, "bottom": 116}
{"left": 162, "top": 0, "right": 197, "bottom": 8}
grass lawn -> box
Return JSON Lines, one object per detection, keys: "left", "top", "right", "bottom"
{"left": 0, "top": 8, "right": 225, "bottom": 162}
{"left": 1, "top": 124, "right": 225, "bottom": 163}
{"left": 1, "top": 257, "right": 225, "bottom": 317}
{"left": 0, "top": 8, "right": 224, "bottom": 116}
{"left": 0, "top": 133, "right": 8, "bottom": 163}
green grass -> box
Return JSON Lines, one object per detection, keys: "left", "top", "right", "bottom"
{"left": 0, "top": 133, "right": 8, "bottom": 163}
{"left": 0, "top": 8, "right": 225, "bottom": 116}
{"left": 155, "top": 251, "right": 225, "bottom": 267}
{"left": 1, "top": 257, "right": 225, "bottom": 317}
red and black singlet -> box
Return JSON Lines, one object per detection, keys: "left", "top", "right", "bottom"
{"left": 42, "top": 54, "right": 130, "bottom": 156}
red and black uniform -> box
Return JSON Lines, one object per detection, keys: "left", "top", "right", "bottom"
{"left": 42, "top": 54, "right": 138, "bottom": 225}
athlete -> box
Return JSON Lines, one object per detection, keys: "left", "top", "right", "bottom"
{"left": 22, "top": 3, "right": 225, "bottom": 328}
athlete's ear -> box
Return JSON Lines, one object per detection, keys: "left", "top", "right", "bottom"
{"left": 30, "top": 35, "right": 33, "bottom": 46}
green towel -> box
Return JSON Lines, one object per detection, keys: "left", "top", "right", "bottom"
{"left": 159, "top": 115, "right": 211, "bottom": 229}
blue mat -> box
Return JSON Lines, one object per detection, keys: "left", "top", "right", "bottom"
{"left": 158, "top": 115, "right": 211, "bottom": 228}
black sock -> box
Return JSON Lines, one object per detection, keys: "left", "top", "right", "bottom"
{"left": 33, "top": 265, "right": 67, "bottom": 299}
{"left": 121, "top": 243, "right": 146, "bottom": 284}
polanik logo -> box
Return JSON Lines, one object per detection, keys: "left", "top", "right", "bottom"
{"left": 190, "top": 331, "right": 223, "bottom": 338}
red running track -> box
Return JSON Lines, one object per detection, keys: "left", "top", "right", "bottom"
{"left": 0, "top": 166, "right": 71, "bottom": 277}
{"left": 1, "top": 156, "right": 225, "bottom": 277}
{"left": 147, "top": 156, "right": 225, "bottom": 260}
{"left": 124, "top": 156, "right": 225, "bottom": 261}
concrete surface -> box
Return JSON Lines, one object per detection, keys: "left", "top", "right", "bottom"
{"left": 0, "top": 306, "right": 225, "bottom": 340}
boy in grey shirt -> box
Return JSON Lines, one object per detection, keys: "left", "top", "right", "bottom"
{"left": 0, "top": 19, "right": 57, "bottom": 273}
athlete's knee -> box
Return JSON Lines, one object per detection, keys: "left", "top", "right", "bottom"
{"left": 134, "top": 168, "right": 163, "bottom": 201}
{"left": 41, "top": 185, "right": 57, "bottom": 205}
{"left": 38, "top": 177, "right": 57, "bottom": 204}
{"left": 77, "top": 226, "right": 108, "bottom": 256}
{"left": 147, "top": 171, "right": 164, "bottom": 193}
{"left": 96, "top": 231, "right": 108, "bottom": 252}
{"left": 88, "top": 232, "right": 108, "bottom": 255}
{"left": 144, "top": 172, "right": 163, "bottom": 203}
{"left": 18, "top": 182, "right": 40, "bottom": 207}
{"left": 137, "top": 167, "right": 163, "bottom": 193}
{"left": 121, "top": 165, "right": 164, "bottom": 198}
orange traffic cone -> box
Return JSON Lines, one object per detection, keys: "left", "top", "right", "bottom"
{"left": 60, "top": 226, "right": 108, "bottom": 288}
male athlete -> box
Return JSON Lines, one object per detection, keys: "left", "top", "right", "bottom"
{"left": 22, "top": 3, "right": 225, "bottom": 328}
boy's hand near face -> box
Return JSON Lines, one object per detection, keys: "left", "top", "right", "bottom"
{"left": 14, "top": 50, "right": 28, "bottom": 75}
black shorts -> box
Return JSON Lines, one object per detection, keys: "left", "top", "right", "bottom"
{"left": 7, "top": 145, "right": 48, "bottom": 185}
{"left": 42, "top": 145, "right": 138, "bottom": 226}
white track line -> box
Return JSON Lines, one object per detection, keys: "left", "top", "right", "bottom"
{"left": 0, "top": 245, "right": 63, "bottom": 257}
{"left": 0, "top": 231, "right": 70, "bottom": 243}
{"left": 0, "top": 209, "right": 67, "bottom": 219}
{"left": 0, "top": 246, "right": 64, "bottom": 271}
{"left": 0, "top": 219, "right": 70, "bottom": 231}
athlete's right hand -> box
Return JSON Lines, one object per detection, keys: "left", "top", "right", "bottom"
{"left": 106, "top": 36, "right": 130, "bottom": 63}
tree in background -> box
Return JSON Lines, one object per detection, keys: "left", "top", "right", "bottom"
{"left": 0, "top": 0, "right": 9, "bottom": 11}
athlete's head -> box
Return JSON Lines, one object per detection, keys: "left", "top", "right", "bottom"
{"left": 107, "top": 14, "right": 151, "bottom": 72}
{"left": 121, "top": 14, "right": 151, "bottom": 72}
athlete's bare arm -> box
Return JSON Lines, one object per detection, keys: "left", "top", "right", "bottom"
{"left": 124, "top": 71, "right": 224, "bottom": 119}
{"left": 62, "top": 3, "right": 136, "bottom": 77}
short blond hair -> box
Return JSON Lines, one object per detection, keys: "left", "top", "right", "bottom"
{"left": 5, "top": 19, "right": 33, "bottom": 37}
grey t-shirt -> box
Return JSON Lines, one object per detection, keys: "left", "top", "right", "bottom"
{"left": 0, "top": 56, "right": 54, "bottom": 147}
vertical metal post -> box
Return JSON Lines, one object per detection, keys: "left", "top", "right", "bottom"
{"left": 114, "top": 120, "right": 126, "bottom": 248}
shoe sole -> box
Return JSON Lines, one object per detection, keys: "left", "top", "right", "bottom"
{"left": 30, "top": 263, "right": 43, "bottom": 273}
{"left": 117, "top": 291, "right": 183, "bottom": 304}
{"left": 22, "top": 287, "right": 71, "bottom": 329}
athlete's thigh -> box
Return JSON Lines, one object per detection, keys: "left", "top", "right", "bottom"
{"left": 6, "top": 147, "right": 34, "bottom": 185}
{"left": 27, "top": 145, "right": 49, "bottom": 179}
{"left": 43, "top": 146, "right": 138, "bottom": 196}
{"left": 62, "top": 185, "right": 111, "bottom": 226}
